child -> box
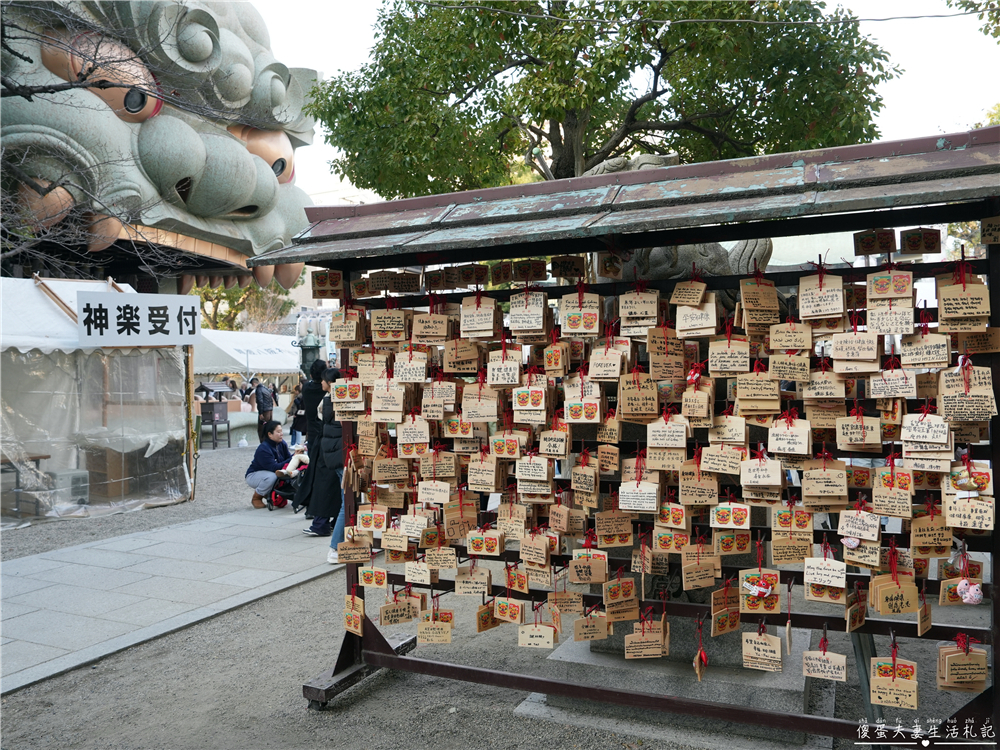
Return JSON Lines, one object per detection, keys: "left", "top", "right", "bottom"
{"left": 278, "top": 444, "right": 309, "bottom": 478}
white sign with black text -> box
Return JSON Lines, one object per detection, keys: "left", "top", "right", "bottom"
{"left": 77, "top": 293, "right": 201, "bottom": 346}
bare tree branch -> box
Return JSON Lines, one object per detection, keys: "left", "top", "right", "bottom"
{"left": 1, "top": 144, "right": 189, "bottom": 278}
{"left": 0, "top": 12, "right": 31, "bottom": 63}
{"left": 1, "top": 73, "right": 142, "bottom": 99}
{"left": 583, "top": 107, "right": 745, "bottom": 172}
{"left": 503, "top": 115, "right": 554, "bottom": 181}
{"left": 582, "top": 41, "right": 688, "bottom": 170}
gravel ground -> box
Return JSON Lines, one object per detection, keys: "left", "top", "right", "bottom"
{"left": 2, "top": 556, "right": 986, "bottom": 750}
{"left": 0, "top": 570, "right": 716, "bottom": 750}
{"left": 0, "top": 447, "right": 992, "bottom": 749}
{"left": 1, "top": 445, "right": 258, "bottom": 562}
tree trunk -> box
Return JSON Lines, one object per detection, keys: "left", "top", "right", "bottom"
{"left": 547, "top": 110, "right": 592, "bottom": 179}
{"left": 550, "top": 152, "right": 575, "bottom": 180}
{"left": 550, "top": 114, "right": 576, "bottom": 180}
{"left": 572, "top": 108, "right": 589, "bottom": 177}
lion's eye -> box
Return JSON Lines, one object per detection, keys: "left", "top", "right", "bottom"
{"left": 41, "top": 31, "right": 161, "bottom": 123}
{"left": 123, "top": 87, "right": 148, "bottom": 114}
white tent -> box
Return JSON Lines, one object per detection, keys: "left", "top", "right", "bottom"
{"left": 0, "top": 277, "right": 190, "bottom": 523}
{"left": 194, "top": 329, "right": 301, "bottom": 377}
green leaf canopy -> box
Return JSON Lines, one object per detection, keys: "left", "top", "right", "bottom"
{"left": 306, "top": 0, "right": 898, "bottom": 199}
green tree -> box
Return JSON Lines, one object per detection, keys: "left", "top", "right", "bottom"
{"left": 195, "top": 272, "right": 301, "bottom": 331}
{"left": 306, "top": 0, "right": 897, "bottom": 199}
{"left": 974, "top": 102, "right": 1000, "bottom": 128}
{"left": 946, "top": 0, "right": 1000, "bottom": 39}
{"left": 196, "top": 284, "right": 246, "bottom": 331}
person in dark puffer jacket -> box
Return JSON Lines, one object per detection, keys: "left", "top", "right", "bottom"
{"left": 252, "top": 377, "right": 275, "bottom": 442}
{"left": 245, "top": 420, "right": 292, "bottom": 508}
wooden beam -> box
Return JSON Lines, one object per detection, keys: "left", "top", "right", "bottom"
{"left": 32, "top": 273, "right": 77, "bottom": 323}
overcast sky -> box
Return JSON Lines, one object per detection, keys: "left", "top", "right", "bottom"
{"left": 253, "top": 0, "right": 1000, "bottom": 201}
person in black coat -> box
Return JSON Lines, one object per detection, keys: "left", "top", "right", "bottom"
{"left": 286, "top": 385, "right": 308, "bottom": 445}
{"left": 292, "top": 359, "right": 327, "bottom": 514}
{"left": 302, "top": 361, "right": 326, "bottom": 446}
{"left": 301, "top": 367, "right": 343, "bottom": 536}
{"left": 252, "top": 377, "right": 275, "bottom": 443}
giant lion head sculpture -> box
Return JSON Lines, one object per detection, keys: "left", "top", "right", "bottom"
{"left": 1, "top": 1, "right": 315, "bottom": 290}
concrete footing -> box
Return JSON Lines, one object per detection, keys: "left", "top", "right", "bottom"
{"left": 514, "top": 628, "right": 836, "bottom": 747}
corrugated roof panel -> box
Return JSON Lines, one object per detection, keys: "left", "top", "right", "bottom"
{"left": 247, "top": 127, "right": 1000, "bottom": 268}
{"left": 299, "top": 204, "right": 455, "bottom": 242}
{"left": 399, "top": 214, "right": 603, "bottom": 252}
{"left": 612, "top": 166, "right": 809, "bottom": 208}
{"left": 250, "top": 230, "right": 433, "bottom": 265}
{"left": 809, "top": 173, "right": 1000, "bottom": 212}
{"left": 592, "top": 193, "right": 816, "bottom": 233}
{"left": 813, "top": 146, "right": 997, "bottom": 185}
{"left": 439, "top": 185, "right": 619, "bottom": 225}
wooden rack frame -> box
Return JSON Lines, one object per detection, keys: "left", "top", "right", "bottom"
{"left": 292, "top": 199, "right": 998, "bottom": 744}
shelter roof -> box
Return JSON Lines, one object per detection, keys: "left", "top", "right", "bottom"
{"left": 248, "top": 126, "right": 1000, "bottom": 271}
{"left": 194, "top": 329, "right": 301, "bottom": 376}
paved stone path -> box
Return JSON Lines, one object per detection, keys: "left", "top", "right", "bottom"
{"left": 1, "top": 507, "right": 339, "bottom": 693}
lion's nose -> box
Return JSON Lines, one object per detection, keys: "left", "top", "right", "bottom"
{"left": 137, "top": 115, "right": 278, "bottom": 219}
{"left": 228, "top": 125, "right": 295, "bottom": 184}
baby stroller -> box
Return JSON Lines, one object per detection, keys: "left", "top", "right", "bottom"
{"left": 268, "top": 461, "right": 307, "bottom": 511}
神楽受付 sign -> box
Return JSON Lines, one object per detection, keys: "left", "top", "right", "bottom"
{"left": 77, "top": 293, "right": 201, "bottom": 346}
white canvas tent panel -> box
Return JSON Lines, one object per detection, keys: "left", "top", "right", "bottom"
{"left": 194, "top": 329, "right": 301, "bottom": 376}
{"left": 0, "top": 277, "right": 136, "bottom": 353}
{"left": 1, "top": 278, "right": 189, "bottom": 523}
